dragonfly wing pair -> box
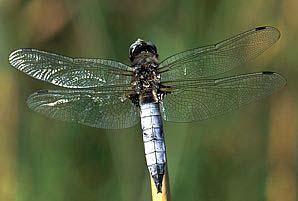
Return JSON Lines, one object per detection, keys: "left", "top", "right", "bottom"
{"left": 9, "top": 49, "right": 139, "bottom": 129}
{"left": 9, "top": 26, "right": 286, "bottom": 128}
{"left": 159, "top": 26, "right": 286, "bottom": 122}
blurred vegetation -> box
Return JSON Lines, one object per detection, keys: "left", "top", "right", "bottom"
{"left": 0, "top": 0, "right": 297, "bottom": 201}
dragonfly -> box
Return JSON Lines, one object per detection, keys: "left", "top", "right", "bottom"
{"left": 9, "top": 26, "right": 286, "bottom": 193}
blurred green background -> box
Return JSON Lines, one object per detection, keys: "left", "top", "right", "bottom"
{"left": 0, "top": 0, "right": 297, "bottom": 201}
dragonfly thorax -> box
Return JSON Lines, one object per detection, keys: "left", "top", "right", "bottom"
{"left": 129, "top": 52, "right": 163, "bottom": 106}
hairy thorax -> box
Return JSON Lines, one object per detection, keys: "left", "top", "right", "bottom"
{"left": 129, "top": 53, "right": 163, "bottom": 106}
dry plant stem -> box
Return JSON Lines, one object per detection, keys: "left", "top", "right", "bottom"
{"left": 150, "top": 164, "right": 171, "bottom": 201}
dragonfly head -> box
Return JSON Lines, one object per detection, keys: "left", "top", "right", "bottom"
{"left": 129, "top": 39, "right": 158, "bottom": 62}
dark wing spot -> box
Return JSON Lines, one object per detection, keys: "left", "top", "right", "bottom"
{"left": 255, "top": 26, "right": 267, "bottom": 31}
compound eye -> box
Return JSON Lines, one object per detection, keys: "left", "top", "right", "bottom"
{"left": 129, "top": 44, "right": 142, "bottom": 61}
{"left": 129, "top": 40, "right": 158, "bottom": 61}
{"left": 129, "top": 48, "right": 134, "bottom": 61}
{"left": 147, "top": 41, "right": 157, "bottom": 54}
{"left": 133, "top": 45, "right": 142, "bottom": 56}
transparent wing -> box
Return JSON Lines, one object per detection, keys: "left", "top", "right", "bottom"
{"left": 159, "top": 26, "right": 280, "bottom": 82}
{"left": 160, "top": 72, "right": 286, "bottom": 122}
{"left": 9, "top": 49, "right": 133, "bottom": 88}
{"left": 27, "top": 89, "right": 139, "bottom": 129}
